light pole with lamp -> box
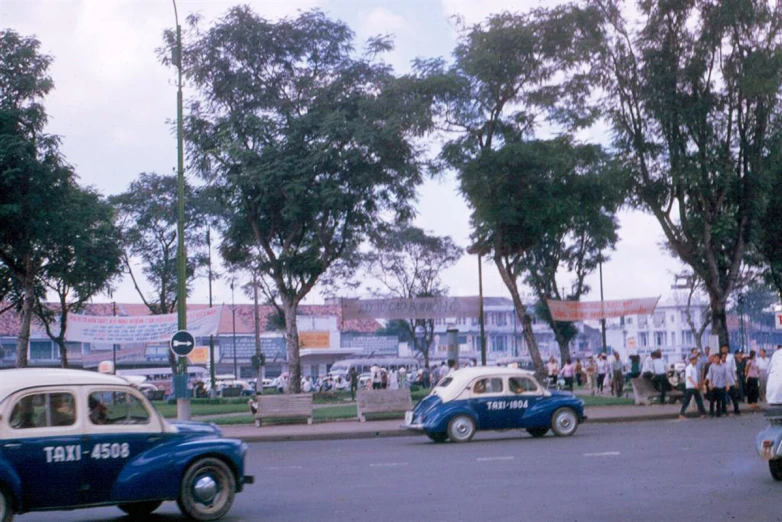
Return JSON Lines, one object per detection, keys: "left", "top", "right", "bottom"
{"left": 231, "top": 276, "right": 238, "bottom": 379}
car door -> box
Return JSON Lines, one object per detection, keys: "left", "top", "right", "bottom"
{"left": 1, "top": 390, "right": 84, "bottom": 510}
{"left": 468, "top": 377, "right": 516, "bottom": 430}
{"left": 80, "top": 387, "right": 168, "bottom": 504}
{"left": 507, "top": 376, "right": 544, "bottom": 427}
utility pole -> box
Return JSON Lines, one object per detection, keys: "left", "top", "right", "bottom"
{"left": 173, "top": 0, "right": 190, "bottom": 421}
{"left": 599, "top": 255, "right": 607, "bottom": 354}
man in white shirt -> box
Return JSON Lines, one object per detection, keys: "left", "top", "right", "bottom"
{"left": 720, "top": 345, "right": 741, "bottom": 415}
{"left": 651, "top": 350, "right": 669, "bottom": 404}
{"left": 758, "top": 348, "right": 771, "bottom": 402}
{"left": 679, "top": 354, "right": 707, "bottom": 419}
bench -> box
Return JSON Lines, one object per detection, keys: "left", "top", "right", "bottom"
{"left": 356, "top": 389, "right": 413, "bottom": 422}
{"left": 252, "top": 393, "right": 313, "bottom": 427}
{"left": 630, "top": 377, "right": 684, "bottom": 406}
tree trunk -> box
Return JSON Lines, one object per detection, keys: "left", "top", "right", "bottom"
{"left": 58, "top": 339, "right": 69, "bottom": 368}
{"left": 710, "top": 301, "right": 730, "bottom": 351}
{"left": 283, "top": 300, "right": 301, "bottom": 394}
{"left": 15, "top": 258, "right": 35, "bottom": 368}
{"left": 553, "top": 327, "right": 570, "bottom": 363}
{"left": 493, "top": 256, "right": 546, "bottom": 382}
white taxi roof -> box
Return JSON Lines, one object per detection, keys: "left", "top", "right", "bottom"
{"left": 0, "top": 368, "right": 131, "bottom": 403}
{"left": 431, "top": 366, "right": 538, "bottom": 403}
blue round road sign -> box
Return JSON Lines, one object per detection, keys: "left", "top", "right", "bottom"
{"left": 170, "top": 330, "right": 196, "bottom": 356}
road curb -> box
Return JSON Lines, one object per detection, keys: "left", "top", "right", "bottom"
{"left": 229, "top": 412, "right": 688, "bottom": 443}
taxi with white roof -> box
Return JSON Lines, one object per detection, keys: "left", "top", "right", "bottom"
{"left": 0, "top": 368, "right": 253, "bottom": 521}
{"left": 404, "top": 366, "right": 586, "bottom": 443}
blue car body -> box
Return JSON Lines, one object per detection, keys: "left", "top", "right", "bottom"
{"left": 404, "top": 367, "right": 585, "bottom": 441}
{"left": 0, "top": 368, "right": 253, "bottom": 521}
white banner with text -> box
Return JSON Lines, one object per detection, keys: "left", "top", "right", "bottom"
{"left": 65, "top": 307, "right": 223, "bottom": 343}
{"left": 546, "top": 297, "right": 660, "bottom": 321}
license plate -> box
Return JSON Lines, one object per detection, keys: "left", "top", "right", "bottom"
{"left": 404, "top": 411, "right": 413, "bottom": 425}
{"left": 761, "top": 444, "right": 774, "bottom": 461}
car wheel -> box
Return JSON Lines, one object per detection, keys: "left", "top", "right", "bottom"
{"left": 551, "top": 407, "right": 578, "bottom": 437}
{"left": 447, "top": 415, "right": 476, "bottom": 443}
{"left": 0, "top": 485, "right": 13, "bottom": 522}
{"left": 118, "top": 500, "right": 163, "bottom": 517}
{"left": 177, "top": 458, "right": 236, "bottom": 521}
{"left": 426, "top": 432, "right": 448, "bottom": 443}
{"left": 770, "top": 459, "right": 782, "bottom": 481}
{"left": 526, "top": 427, "right": 549, "bottom": 438}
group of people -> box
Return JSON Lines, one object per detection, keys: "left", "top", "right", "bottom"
{"left": 546, "top": 353, "right": 628, "bottom": 397}
{"left": 677, "top": 344, "right": 781, "bottom": 419}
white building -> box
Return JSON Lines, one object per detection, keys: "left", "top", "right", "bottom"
{"left": 604, "top": 297, "right": 712, "bottom": 364}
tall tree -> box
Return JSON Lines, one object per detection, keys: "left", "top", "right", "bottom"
{"left": 168, "top": 8, "right": 434, "bottom": 392}
{"left": 0, "top": 30, "right": 72, "bottom": 367}
{"left": 110, "top": 172, "right": 208, "bottom": 316}
{"left": 594, "top": 0, "right": 782, "bottom": 348}
{"left": 757, "top": 122, "right": 782, "bottom": 300}
{"left": 35, "top": 185, "right": 123, "bottom": 367}
{"left": 463, "top": 138, "right": 623, "bottom": 363}
{"left": 364, "top": 225, "right": 462, "bottom": 366}
{"left": 421, "top": 6, "right": 603, "bottom": 380}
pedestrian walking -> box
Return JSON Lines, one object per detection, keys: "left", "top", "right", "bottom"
{"left": 575, "top": 359, "right": 583, "bottom": 387}
{"left": 597, "top": 354, "right": 608, "bottom": 394}
{"left": 547, "top": 357, "right": 559, "bottom": 389}
{"left": 349, "top": 367, "right": 359, "bottom": 401}
{"left": 651, "top": 350, "right": 669, "bottom": 404}
{"left": 371, "top": 364, "right": 382, "bottom": 390}
{"left": 610, "top": 352, "right": 625, "bottom": 398}
{"left": 586, "top": 356, "right": 597, "bottom": 395}
{"left": 560, "top": 359, "right": 575, "bottom": 391}
{"left": 745, "top": 350, "right": 760, "bottom": 410}
{"left": 679, "top": 353, "right": 707, "bottom": 419}
{"left": 758, "top": 348, "right": 771, "bottom": 402}
{"left": 706, "top": 353, "right": 728, "bottom": 417}
{"left": 735, "top": 351, "right": 747, "bottom": 402}
{"left": 720, "top": 346, "right": 741, "bottom": 415}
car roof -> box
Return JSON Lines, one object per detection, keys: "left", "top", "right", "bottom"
{"left": 432, "top": 366, "right": 537, "bottom": 403}
{"left": 0, "top": 368, "right": 131, "bottom": 403}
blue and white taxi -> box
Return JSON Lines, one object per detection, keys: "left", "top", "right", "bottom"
{"left": 404, "top": 366, "right": 586, "bottom": 443}
{"left": 0, "top": 368, "right": 253, "bottom": 521}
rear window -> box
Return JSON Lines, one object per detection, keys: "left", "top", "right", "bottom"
{"left": 437, "top": 377, "right": 454, "bottom": 388}
{"left": 10, "top": 392, "right": 76, "bottom": 429}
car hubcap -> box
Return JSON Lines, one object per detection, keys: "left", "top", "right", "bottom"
{"left": 193, "top": 475, "right": 218, "bottom": 504}
{"left": 454, "top": 418, "right": 471, "bottom": 437}
{"left": 557, "top": 412, "right": 575, "bottom": 433}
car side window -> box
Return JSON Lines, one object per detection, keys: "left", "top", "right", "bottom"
{"left": 89, "top": 391, "right": 150, "bottom": 425}
{"left": 509, "top": 377, "right": 538, "bottom": 394}
{"left": 10, "top": 392, "right": 76, "bottom": 429}
{"left": 473, "top": 378, "right": 503, "bottom": 394}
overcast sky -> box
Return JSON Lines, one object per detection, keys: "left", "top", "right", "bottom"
{"left": 2, "top": 0, "right": 686, "bottom": 307}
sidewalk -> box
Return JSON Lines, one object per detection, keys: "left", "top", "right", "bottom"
{"left": 216, "top": 404, "right": 717, "bottom": 443}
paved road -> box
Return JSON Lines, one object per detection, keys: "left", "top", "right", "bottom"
{"left": 16, "top": 415, "right": 780, "bottom": 522}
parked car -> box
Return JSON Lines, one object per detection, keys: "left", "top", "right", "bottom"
{"left": 756, "top": 348, "right": 782, "bottom": 481}
{"left": 403, "top": 366, "right": 586, "bottom": 443}
{"left": 0, "top": 368, "right": 254, "bottom": 521}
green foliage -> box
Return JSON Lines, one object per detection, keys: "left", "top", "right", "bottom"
{"left": 0, "top": 30, "right": 119, "bottom": 367}
{"left": 364, "top": 225, "right": 462, "bottom": 364}
{"left": 594, "top": 0, "right": 782, "bottom": 346}
{"left": 167, "top": 8, "right": 434, "bottom": 391}
{"left": 110, "top": 173, "right": 210, "bottom": 315}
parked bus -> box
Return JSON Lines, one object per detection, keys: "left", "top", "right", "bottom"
{"left": 328, "top": 357, "right": 420, "bottom": 381}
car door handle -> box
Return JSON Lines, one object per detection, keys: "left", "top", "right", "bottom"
{"left": 3, "top": 443, "right": 22, "bottom": 450}
{"left": 147, "top": 435, "right": 162, "bottom": 442}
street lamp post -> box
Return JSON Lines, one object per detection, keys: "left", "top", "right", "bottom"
{"left": 467, "top": 245, "right": 487, "bottom": 366}
{"left": 172, "top": 0, "right": 189, "bottom": 421}
{"left": 599, "top": 254, "right": 607, "bottom": 354}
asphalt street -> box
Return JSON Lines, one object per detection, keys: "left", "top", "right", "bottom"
{"left": 17, "top": 414, "right": 779, "bottom": 522}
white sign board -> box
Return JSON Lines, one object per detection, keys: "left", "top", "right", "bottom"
{"left": 775, "top": 312, "right": 782, "bottom": 330}
{"left": 66, "top": 307, "right": 223, "bottom": 343}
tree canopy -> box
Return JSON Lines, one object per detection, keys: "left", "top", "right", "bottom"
{"left": 594, "top": 0, "right": 782, "bottom": 348}
{"left": 364, "top": 225, "right": 462, "bottom": 366}
{"left": 168, "top": 7, "right": 435, "bottom": 391}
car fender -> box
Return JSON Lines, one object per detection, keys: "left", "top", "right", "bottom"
{"left": 756, "top": 424, "right": 782, "bottom": 460}
{"left": 523, "top": 397, "right": 584, "bottom": 428}
{"left": 0, "top": 455, "right": 22, "bottom": 513}
{"left": 111, "top": 437, "right": 247, "bottom": 500}
{"left": 424, "top": 402, "right": 478, "bottom": 433}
